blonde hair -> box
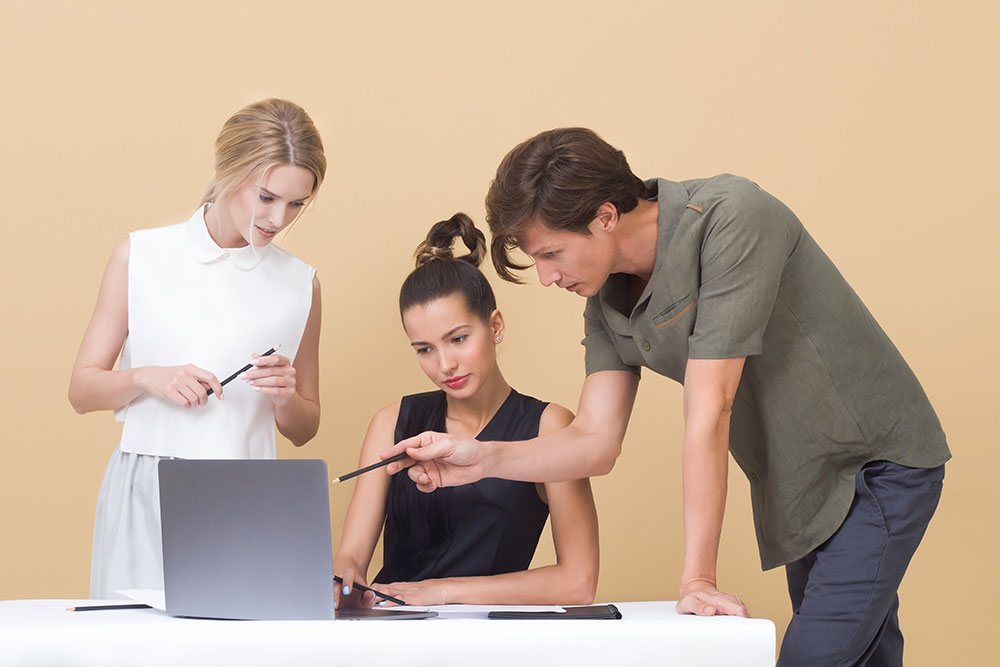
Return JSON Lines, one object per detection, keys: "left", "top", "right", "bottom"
{"left": 201, "top": 98, "right": 326, "bottom": 207}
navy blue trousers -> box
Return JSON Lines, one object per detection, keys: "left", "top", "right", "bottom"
{"left": 777, "top": 461, "right": 944, "bottom": 667}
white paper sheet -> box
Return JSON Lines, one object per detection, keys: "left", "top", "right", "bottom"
{"left": 115, "top": 589, "right": 166, "bottom": 611}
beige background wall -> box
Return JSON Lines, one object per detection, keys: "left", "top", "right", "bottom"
{"left": 2, "top": 1, "right": 996, "bottom": 663}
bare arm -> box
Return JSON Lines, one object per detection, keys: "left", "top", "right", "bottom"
{"left": 675, "top": 357, "right": 749, "bottom": 617}
{"left": 332, "top": 402, "right": 398, "bottom": 609}
{"left": 373, "top": 403, "right": 601, "bottom": 606}
{"left": 383, "top": 369, "right": 640, "bottom": 489}
{"left": 68, "top": 238, "right": 223, "bottom": 413}
{"left": 250, "top": 274, "right": 322, "bottom": 446}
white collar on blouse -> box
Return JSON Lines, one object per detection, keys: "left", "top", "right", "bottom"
{"left": 186, "top": 204, "right": 270, "bottom": 270}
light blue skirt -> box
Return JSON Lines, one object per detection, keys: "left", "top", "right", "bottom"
{"left": 89, "top": 447, "right": 169, "bottom": 599}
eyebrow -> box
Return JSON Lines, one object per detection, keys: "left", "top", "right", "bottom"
{"left": 409, "top": 324, "right": 472, "bottom": 347}
{"left": 516, "top": 236, "right": 554, "bottom": 258}
{"left": 260, "top": 187, "right": 309, "bottom": 203}
{"left": 520, "top": 244, "right": 550, "bottom": 258}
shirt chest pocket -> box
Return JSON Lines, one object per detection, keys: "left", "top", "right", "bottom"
{"left": 644, "top": 295, "right": 698, "bottom": 381}
{"left": 652, "top": 295, "right": 697, "bottom": 328}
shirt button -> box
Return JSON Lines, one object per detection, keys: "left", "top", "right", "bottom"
{"left": 641, "top": 341, "right": 651, "bottom": 352}
{"left": 749, "top": 472, "right": 760, "bottom": 483}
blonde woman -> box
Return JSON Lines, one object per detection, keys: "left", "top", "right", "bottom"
{"left": 69, "top": 99, "right": 326, "bottom": 598}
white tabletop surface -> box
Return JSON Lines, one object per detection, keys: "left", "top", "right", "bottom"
{"left": 0, "top": 599, "right": 775, "bottom": 667}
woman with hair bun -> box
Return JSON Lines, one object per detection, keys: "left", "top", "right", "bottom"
{"left": 333, "top": 213, "right": 599, "bottom": 608}
{"left": 69, "top": 99, "right": 326, "bottom": 598}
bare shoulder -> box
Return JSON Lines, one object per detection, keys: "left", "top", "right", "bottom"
{"left": 307, "top": 273, "right": 322, "bottom": 315}
{"left": 358, "top": 400, "right": 402, "bottom": 459}
{"left": 95, "top": 236, "right": 132, "bottom": 294}
{"left": 539, "top": 402, "right": 574, "bottom": 435}
{"left": 108, "top": 236, "right": 131, "bottom": 269}
{"left": 369, "top": 400, "right": 402, "bottom": 433}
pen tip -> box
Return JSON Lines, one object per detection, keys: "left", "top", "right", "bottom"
{"left": 331, "top": 478, "right": 340, "bottom": 484}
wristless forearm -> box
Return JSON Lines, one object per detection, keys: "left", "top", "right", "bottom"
{"left": 69, "top": 366, "right": 147, "bottom": 414}
{"left": 440, "top": 563, "right": 595, "bottom": 606}
{"left": 487, "top": 424, "right": 618, "bottom": 483}
{"left": 679, "top": 417, "right": 730, "bottom": 588}
{"left": 275, "top": 392, "right": 320, "bottom": 446}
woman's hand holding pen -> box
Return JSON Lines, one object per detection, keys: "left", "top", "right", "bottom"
{"left": 333, "top": 561, "right": 376, "bottom": 610}
{"left": 137, "top": 365, "right": 224, "bottom": 407}
{"left": 382, "top": 431, "right": 490, "bottom": 493}
{"left": 241, "top": 353, "right": 297, "bottom": 406}
{"left": 367, "top": 579, "right": 447, "bottom": 607}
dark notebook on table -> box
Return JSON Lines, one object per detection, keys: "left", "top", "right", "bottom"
{"left": 488, "top": 603, "right": 622, "bottom": 620}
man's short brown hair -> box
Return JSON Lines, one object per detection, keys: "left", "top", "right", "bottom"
{"left": 485, "top": 127, "right": 652, "bottom": 282}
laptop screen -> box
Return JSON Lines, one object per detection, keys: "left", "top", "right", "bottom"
{"left": 159, "top": 459, "right": 335, "bottom": 620}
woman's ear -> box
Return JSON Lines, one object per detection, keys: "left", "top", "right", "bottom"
{"left": 489, "top": 309, "right": 505, "bottom": 344}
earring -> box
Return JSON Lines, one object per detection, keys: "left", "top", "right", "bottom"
{"left": 495, "top": 337, "right": 501, "bottom": 342}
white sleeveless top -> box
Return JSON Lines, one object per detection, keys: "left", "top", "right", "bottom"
{"left": 115, "top": 206, "right": 315, "bottom": 459}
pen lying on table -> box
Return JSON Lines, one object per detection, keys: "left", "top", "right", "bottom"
{"left": 331, "top": 452, "right": 408, "bottom": 485}
{"left": 334, "top": 575, "right": 406, "bottom": 606}
{"left": 68, "top": 603, "right": 152, "bottom": 612}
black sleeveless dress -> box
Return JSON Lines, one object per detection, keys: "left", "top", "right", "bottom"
{"left": 373, "top": 389, "right": 550, "bottom": 584}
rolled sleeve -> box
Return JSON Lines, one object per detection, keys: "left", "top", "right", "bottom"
{"left": 582, "top": 297, "right": 640, "bottom": 376}
{"left": 687, "top": 186, "right": 794, "bottom": 359}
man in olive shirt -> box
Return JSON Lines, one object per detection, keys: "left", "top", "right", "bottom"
{"left": 386, "top": 128, "right": 950, "bottom": 666}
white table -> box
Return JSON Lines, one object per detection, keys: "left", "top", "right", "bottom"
{"left": 0, "top": 600, "right": 775, "bottom": 666}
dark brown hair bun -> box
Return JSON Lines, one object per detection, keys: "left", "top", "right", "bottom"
{"left": 414, "top": 212, "right": 486, "bottom": 269}
{"left": 400, "top": 213, "right": 497, "bottom": 324}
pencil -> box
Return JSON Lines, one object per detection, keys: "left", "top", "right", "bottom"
{"left": 68, "top": 603, "right": 152, "bottom": 612}
{"left": 207, "top": 344, "right": 282, "bottom": 396}
{"left": 333, "top": 575, "right": 407, "bottom": 606}
{"left": 331, "top": 452, "right": 409, "bottom": 485}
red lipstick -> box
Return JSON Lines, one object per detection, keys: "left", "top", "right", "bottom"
{"left": 443, "top": 374, "right": 470, "bottom": 389}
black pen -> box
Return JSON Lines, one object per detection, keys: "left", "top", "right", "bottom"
{"left": 207, "top": 344, "right": 282, "bottom": 396}
{"left": 334, "top": 575, "right": 407, "bottom": 606}
{"left": 68, "top": 603, "right": 152, "bottom": 612}
{"left": 331, "top": 452, "right": 409, "bottom": 485}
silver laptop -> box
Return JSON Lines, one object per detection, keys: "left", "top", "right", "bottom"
{"left": 158, "top": 459, "right": 335, "bottom": 620}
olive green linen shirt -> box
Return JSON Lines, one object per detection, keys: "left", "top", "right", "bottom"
{"left": 583, "top": 175, "right": 951, "bottom": 570}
